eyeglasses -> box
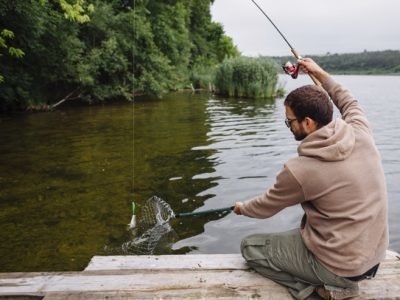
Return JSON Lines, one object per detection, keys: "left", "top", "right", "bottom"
{"left": 285, "top": 117, "right": 298, "bottom": 128}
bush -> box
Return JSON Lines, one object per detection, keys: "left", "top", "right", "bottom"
{"left": 214, "top": 56, "right": 279, "bottom": 99}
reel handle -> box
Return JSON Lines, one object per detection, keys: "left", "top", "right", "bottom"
{"left": 290, "top": 48, "right": 321, "bottom": 86}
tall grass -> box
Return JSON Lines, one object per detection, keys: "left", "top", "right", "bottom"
{"left": 190, "top": 63, "right": 216, "bottom": 89}
{"left": 214, "top": 56, "right": 279, "bottom": 98}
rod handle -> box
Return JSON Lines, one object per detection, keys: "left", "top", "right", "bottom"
{"left": 290, "top": 48, "right": 321, "bottom": 86}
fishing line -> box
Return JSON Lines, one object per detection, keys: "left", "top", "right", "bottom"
{"left": 131, "top": 0, "right": 136, "bottom": 224}
{"left": 126, "top": 0, "right": 140, "bottom": 232}
{"left": 250, "top": 0, "right": 294, "bottom": 50}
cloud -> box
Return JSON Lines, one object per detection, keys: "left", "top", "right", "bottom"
{"left": 211, "top": 0, "right": 400, "bottom": 56}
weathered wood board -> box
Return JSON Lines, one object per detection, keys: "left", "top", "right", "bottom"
{"left": 0, "top": 251, "right": 398, "bottom": 299}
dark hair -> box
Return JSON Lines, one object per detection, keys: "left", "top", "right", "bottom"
{"left": 284, "top": 85, "right": 333, "bottom": 128}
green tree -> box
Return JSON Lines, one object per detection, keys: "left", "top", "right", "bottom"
{"left": 0, "top": 29, "right": 24, "bottom": 83}
{"left": 40, "top": 0, "right": 94, "bottom": 23}
{"left": 0, "top": 0, "right": 240, "bottom": 111}
{"left": 77, "top": 1, "right": 134, "bottom": 101}
{"left": 133, "top": 1, "right": 176, "bottom": 96}
{"left": 0, "top": 0, "right": 91, "bottom": 110}
{"left": 133, "top": 0, "right": 239, "bottom": 95}
{"left": 152, "top": 1, "right": 192, "bottom": 87}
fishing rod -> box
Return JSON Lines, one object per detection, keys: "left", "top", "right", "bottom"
{"left": 250, "top": 0, "right": 321, "bottom": 86}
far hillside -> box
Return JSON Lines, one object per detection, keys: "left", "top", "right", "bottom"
{"left": 269, "top": 50, "right": 400, "bottom": 75}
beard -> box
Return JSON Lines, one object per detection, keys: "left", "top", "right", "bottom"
{"left": 291, "top": 127, "right": 308, "bottom": 141}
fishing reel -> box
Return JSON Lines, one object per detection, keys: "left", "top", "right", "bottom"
{"left": 282, "top": 61, "right": 300, "bottom": 79}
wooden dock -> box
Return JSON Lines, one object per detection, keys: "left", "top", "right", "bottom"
{"left": 0, "top": 251, "right": 399, "bottom": 299}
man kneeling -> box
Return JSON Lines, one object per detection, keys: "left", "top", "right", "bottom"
{"left": 234, "top": 58, "right": 387, "bottom": 300}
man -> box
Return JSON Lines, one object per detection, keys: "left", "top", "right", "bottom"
{"left": 234, "top": 58, "right": 388, "bottom": 300}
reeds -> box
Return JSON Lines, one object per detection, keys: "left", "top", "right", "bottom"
{"left": 214, "top": 56, "right": 279, "bottom": 98}
{"left": 190, "top": 64, "right": 216, "bottom": 90}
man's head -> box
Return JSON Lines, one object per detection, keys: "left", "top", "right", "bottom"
{"left": 284, "top": 85, "right": 333, "bottom": 141}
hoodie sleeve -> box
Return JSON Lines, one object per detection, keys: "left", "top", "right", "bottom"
{"left": 322, "top": 77, "right": 372, "bottom": 135}
{"left": 240, "top": 165, "right": 305, "bottom": 218}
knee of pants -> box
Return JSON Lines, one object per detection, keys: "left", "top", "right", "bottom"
{"left": 240, "top": 234, "right": 270, "bottom": 262}
{"left": 240, "top": 236, "right": 249, "bottom": 255}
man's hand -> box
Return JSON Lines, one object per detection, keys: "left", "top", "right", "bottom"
{"left": 297, "top": 58, "right": 330, "bottom": 84}
{"left": 234, "top": 202, "right": 243, "bottom": 215}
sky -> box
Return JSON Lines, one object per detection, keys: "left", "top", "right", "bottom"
{"left": 211, "top": 0, "right": 400, "bottom": 57}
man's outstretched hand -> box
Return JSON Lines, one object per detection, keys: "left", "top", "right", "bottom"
{"left": 297, "top": 58, "right": 330, "bottom": 84}
{"left": 234, "top": 202, "right": 243, "bottom": 215}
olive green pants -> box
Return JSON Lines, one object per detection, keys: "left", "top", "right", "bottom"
{"left": 241, "top": 229, "right": 357, "bottom": 300}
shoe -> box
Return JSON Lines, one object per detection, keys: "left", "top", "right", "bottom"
{"left": 315, "top": 285, "right": 359, "bottom": 300}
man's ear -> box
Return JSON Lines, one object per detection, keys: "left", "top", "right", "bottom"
{"left": 303, "top": 117, "right": 318, "bottom": 133}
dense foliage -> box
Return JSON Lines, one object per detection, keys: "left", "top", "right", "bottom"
{"left": 272, "top": 50, "right": 400, "bottom": 75}
{"left": 214, "top": 56, "right": 279, "bottom": 99}
{"left": 2, "top": 0, "right": 399, "bottom": 112}
{"left": 133, "top": 0, "right": 239, "bottom": 96}
{"left": 0, "top": 0, "right": 239, "bottom": 112}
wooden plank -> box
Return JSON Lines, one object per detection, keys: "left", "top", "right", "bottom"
{"left": 0, "top": 252, "right": 398, "bottom": 299}
{"left": 42, "top": 289, "right": 289, "bottom": 300}
{"left": 85, "top": 251, "right": 399, "bottom": 272}
{"left": 84, "top": 254, "right": 247, "bottom": 271}
{"left": 42, "top": 287, "right": 290, "bottom": 300}
{"left": 0, "top": 269, "right": 291, "bottom": 299}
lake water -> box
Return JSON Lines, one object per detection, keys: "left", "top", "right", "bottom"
{"left": 0, "top": 75, "right": 399, "bottom": 271}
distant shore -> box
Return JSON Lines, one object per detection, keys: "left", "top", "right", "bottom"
{"left": 269, "top": 50, "right": 400, "bottom": 76}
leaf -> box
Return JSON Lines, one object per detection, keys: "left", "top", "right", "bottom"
{"left": 0, "top": 37, "right": 6, "bottom": 48}
{"left": 1, "top": 29, "right": 14, "bottom": 39}
{"left": 8, "top": 47, "right": 25, "bottom": 58}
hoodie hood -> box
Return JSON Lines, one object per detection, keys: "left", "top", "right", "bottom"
{"left": 298, "top": 118, "right": 355, "bottom": 161}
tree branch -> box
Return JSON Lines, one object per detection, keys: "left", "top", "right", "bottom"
{"left": 51, "top": 88, "right": 81, "bottom": 109}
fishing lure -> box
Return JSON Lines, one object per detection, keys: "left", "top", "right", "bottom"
{"left": 128, "top": 201, "right": 136, "bottom": 229}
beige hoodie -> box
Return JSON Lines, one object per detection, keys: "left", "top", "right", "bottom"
{"left": 241, "top": 77, "right": 388, "bottom": 277}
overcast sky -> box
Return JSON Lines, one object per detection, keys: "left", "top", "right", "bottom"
{"left": 211, "top": 0, "right": 400, "bottom": 56}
